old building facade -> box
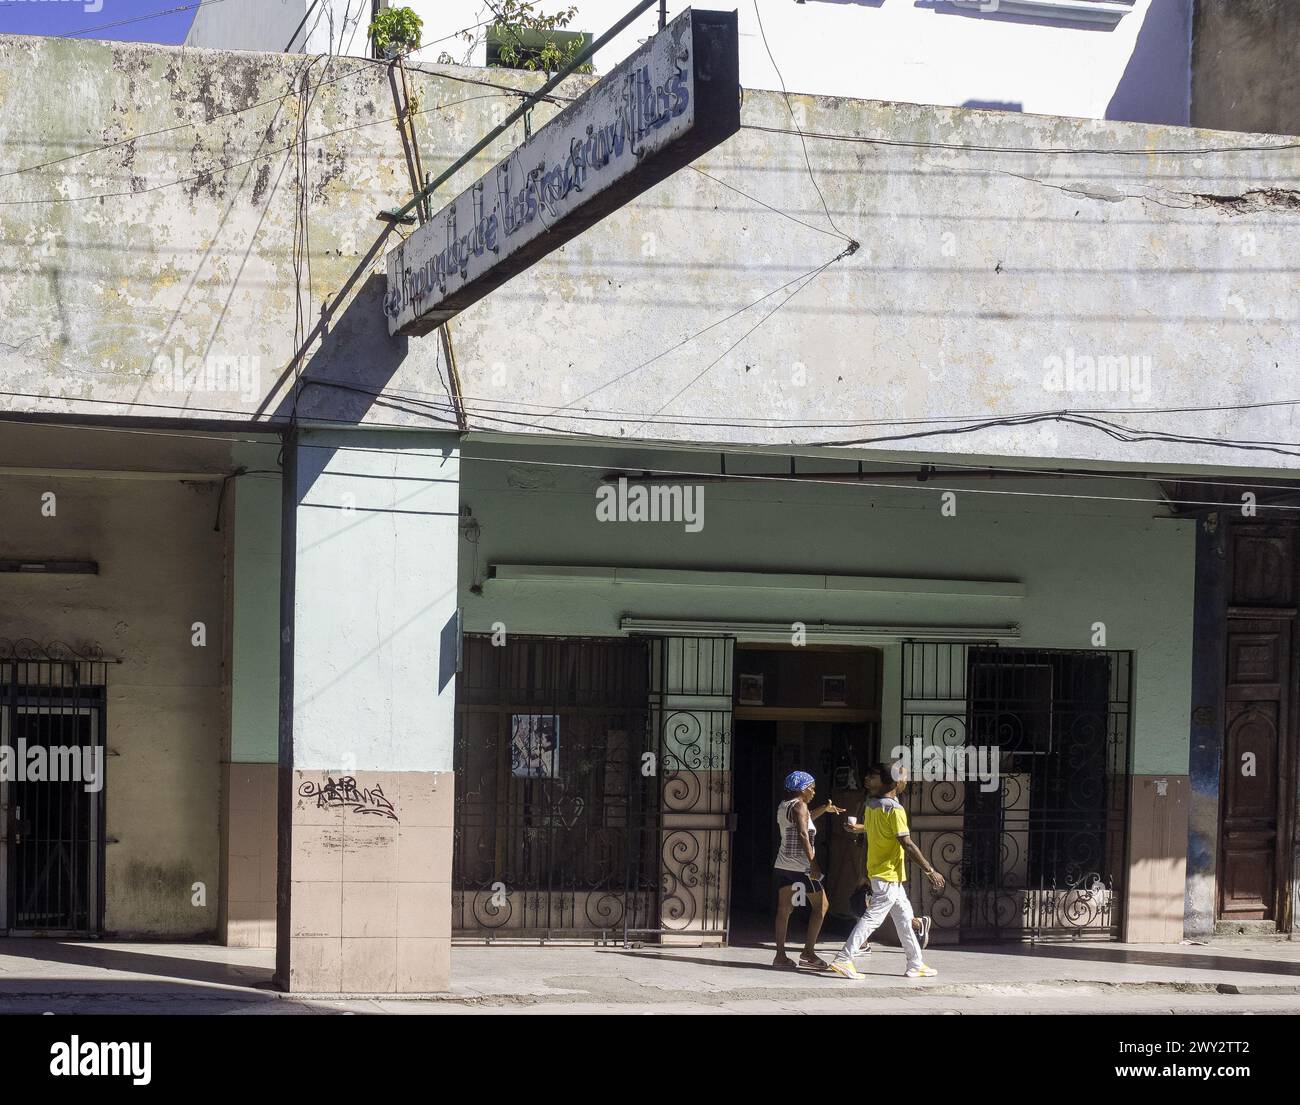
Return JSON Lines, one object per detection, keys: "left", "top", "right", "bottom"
{"left": 0, "top": 23, "right": 1296, "bottom": 990}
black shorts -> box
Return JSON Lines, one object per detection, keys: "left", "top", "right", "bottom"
{"left": 775, "top": 869, "right": 824, "bottom": 896}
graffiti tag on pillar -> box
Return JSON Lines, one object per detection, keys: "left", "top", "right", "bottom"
{"left": 298, "top": 776, "right": 399, "bottom": 821}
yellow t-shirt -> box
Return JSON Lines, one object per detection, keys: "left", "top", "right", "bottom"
{"left": 865, "top": 797, "right": 909, "bottom": 882}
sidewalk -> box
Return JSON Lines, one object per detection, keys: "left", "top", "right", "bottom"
{"left": 2, "top": 937, "right": 1299, "bottom": 1014}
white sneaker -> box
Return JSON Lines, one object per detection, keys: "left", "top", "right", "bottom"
{"left": 905, "top": 964, "right": 938, "bottom": 978}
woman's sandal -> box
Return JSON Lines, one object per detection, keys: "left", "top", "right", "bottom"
{"left": 799, "top": 953, "right": 832, "bottom": 971}
{"left": 772, "top": 954, "right": 799, "bottom": 969}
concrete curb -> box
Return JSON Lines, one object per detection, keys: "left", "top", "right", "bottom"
{"left": 4, "top": 978, "right": 1300, "bottom": 1003}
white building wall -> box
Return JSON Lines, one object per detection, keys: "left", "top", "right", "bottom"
{"left": 185, "top": 0, "right": 1192, "bottom": 125}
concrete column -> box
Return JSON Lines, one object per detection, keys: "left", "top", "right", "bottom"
{"left": 276, "top": 429, "right": 459, "bottom": 993}
{"left": 1185, "top": 511, "right": 1227, "bottom": 939}
{"left": 220, "top": 441, "right": 282, "bottom": 949}
{"left": 1125, "top": 774, "right": 1190, "bottom": 943}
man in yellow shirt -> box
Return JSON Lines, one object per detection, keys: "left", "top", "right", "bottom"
{"left": 828, "top": 761, "right": 945, "bottom": 979}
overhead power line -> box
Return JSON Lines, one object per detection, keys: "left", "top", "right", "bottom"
{"left": 1, "top": 408, "right": 1297, "bottom": 517}
{"left": 741, "top": 122, "right": 1300, "bottom": 157}
{"left": 0, "top": 18, "right": 502, "bottom": 183}
{"left": 55, "top": 0, "right": 230, "bottom": 39}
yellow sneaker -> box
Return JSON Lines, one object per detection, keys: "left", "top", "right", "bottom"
{"left": 905, "top": 964, "right": 938, "bottom": 978}
{"left": 827, "top": 959, "right": 867, "bottom": 980}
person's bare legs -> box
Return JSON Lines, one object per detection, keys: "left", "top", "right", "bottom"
{"left": 800, "top": 889, "right": 830, "bottom": 968}
{"left": 774, "top": 885, "right": 796, "bottom": 966}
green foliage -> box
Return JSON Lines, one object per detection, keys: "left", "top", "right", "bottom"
{"left": 483, "top": 2, "right": 593, "bottom": 74}
{"left": 370, "top": 5, "right": 424, "bottom": 57}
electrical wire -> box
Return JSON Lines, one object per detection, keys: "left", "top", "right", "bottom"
{"left": 3, "top": 407, "right": 1295, "bottom": 516}
{"left": 5, "top": 375, "right": 1300, "bottom": 470}
{"left": 0, "top": 18, "right": 503, "bottom": 184}
{"left": 751, "top": 0, "right": 854, "bottom": 245}
{"left": 647, "top": 247, "right": 848, "bottom": 417}
{"left": 741, "top": 122, "right": 1300, "bottom": 157}
{"left": 0, "top": 90, "right": 515, "bottom": 206}
{"left": 53, "top": 0, "right": 229, "bottom": 39}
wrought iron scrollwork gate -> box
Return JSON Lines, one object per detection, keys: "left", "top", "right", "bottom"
{"left": 452, "top": 634, "right": 735, "bottom": 942}
{"left": 1, "top": 640, "right": 109, "bottom": 935}
{"left": 900, "top": 642, "right": 1132, "bottom": 942}
{"left": 643, "top": 635, "right": 734, "bottom": 941}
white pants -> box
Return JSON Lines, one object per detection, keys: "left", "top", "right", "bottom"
{"left": 834, "top": 877, "right": 924, "bottom": 971}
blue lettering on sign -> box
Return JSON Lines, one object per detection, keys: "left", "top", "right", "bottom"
{"left": 386, "top": 65, "right": 691, "bottom": 320}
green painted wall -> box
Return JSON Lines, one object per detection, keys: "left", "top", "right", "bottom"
{"left": 458, "top": 441, "right": 1194, "bottom": 776}
{"left": 230, "top": 441, "right": 281, "bottom": 764}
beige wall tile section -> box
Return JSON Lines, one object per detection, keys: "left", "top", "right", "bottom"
{"left": 342, "top": 882, "right": 397, "bottom": 938}
{"left": 290, "top": 824, "right": 344, "bottom": 882}
{"left": 290, "top": 881, "right": 342, "bottom": 939}
{"left": 395, "top": 825, "right": 450, "bottom": 883}
{"left": 341, "top": 938, "right": 397, "bottom": 992}
{"left": 229, "top": 851, "right": 262, "bottom": 903}
{"left": 431, "top": 772, "right": 454, "bottom": 828}
{"left": 259, "top": 849, "right": 278, "bottom": 902}
{"left": 292, "top": 771, "right": 350, "bottom": 827}
{"left": 289, "top": 937, "right": 341, "bottom": 993}
{"left": 397, "top": 882, "right": 451, "bottom": 939}
{"left": 396, "top": 937, "right": 451, "bottom": 993}
{"left": 341, "top": 822, "right": 400, "bottom": 883}
{"left": 1124, "top": 774, "right": 1190, "bottom": 944}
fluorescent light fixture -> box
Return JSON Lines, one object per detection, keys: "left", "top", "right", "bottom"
{"left": 619, "top": 617, "right": 1020, "bottom": 643}
{"left": 490, "top": 564, "right": 1024, "bottom": 598}
{"left": 0, "top": 560, "right": 99, "bottom": 575}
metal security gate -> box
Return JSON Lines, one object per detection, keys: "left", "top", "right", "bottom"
{"left": 900, "top": 642, "right": 1132, "bottom": 942}
{"left": 642, "top": 635, "right": 734, "bottom": 941}
{"left": 1, "top": 641, "right": 108, "bottom": 935}
{"left": 452, "top": 634, "right": 735, "bottom": 943}
{"left": 452, "top": 635, "right": 658, "bottom": 939}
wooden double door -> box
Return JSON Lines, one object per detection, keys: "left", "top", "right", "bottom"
{"left": 1219, "top": 523, "right": 1300, "bottom": 925}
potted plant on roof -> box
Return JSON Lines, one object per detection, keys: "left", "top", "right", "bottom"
{"left": 370, "top": 5, "right": 423, "bottom": 60}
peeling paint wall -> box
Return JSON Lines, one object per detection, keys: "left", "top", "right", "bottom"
{"left": 0, "top": 427, "right": 233, "bottom": 935}
{"left": 0, "top": 33, "right": 1297, "bottom": 473}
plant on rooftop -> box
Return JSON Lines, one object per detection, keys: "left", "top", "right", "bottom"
{"left": 370, "top": 5, "right": 423, "bottom": 59}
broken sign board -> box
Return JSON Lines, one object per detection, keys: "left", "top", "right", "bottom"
{"left": 383, "top": 8, "right": 740, "bottom": 336}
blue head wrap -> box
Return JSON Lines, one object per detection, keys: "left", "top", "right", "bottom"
{"left": 783, "top": 770, "right": 815, "bottom": 793}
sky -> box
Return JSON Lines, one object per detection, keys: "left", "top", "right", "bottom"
{"left": 0, "top": 0, "right": 200, "bottom": 43}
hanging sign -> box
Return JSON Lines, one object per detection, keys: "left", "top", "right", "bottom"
{"left": 384, "top": 8, "right": 740, "bottom": 336}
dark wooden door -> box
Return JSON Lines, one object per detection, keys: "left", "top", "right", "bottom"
{"left": 1219, "top": 524, "right": 1299, "bottom": 923}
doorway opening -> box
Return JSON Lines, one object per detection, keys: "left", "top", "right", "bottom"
{"left": 1, "top": 649, "right": 108, "bottom": 936}
{"left": 729, "top": 645, "right": 882, "bottom": 946}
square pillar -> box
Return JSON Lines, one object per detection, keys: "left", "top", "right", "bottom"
{"left": 276, "top": 430, "right": 459, "bottom": 993}
{"left": 220, "top": 441, "right": 281, "bottom": 948}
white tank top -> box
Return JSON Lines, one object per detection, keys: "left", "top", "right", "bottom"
{"left": 774, "top": 798, "right": 814, "bottom": 872}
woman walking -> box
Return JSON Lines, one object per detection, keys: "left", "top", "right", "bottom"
{"left": 773, "top": 770, "right": 843, "bottom": 970}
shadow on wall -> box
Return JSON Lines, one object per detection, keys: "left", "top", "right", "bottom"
{"left": 915, "top": 0, "right": 1123, "bottom": 30}
{"left": 1107, "top": 0, "right": 1193, "bottom": 125}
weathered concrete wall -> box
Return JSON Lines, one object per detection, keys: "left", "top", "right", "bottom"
{"left": 0, "top": 426, "right": 235, "bottom": 935}
{"left": 1192, "top": 0, "right": 1300, "bottom": 136}
{"left": 0, "top": 33, "right": 1296, "bottom": 473}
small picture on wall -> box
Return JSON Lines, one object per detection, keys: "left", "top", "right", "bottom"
{"left": 510, "top": 714, "right": 560, "bottom": 778}
{"left": 737, "top": 673, "right": 765, "bottom": 705}
{"left": 821, "top": 675, "right": 848, "bottom": 706}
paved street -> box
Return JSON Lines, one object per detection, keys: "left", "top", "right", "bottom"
{"left": 2, "top": 938, "right": 1299, "bottom": 1015}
